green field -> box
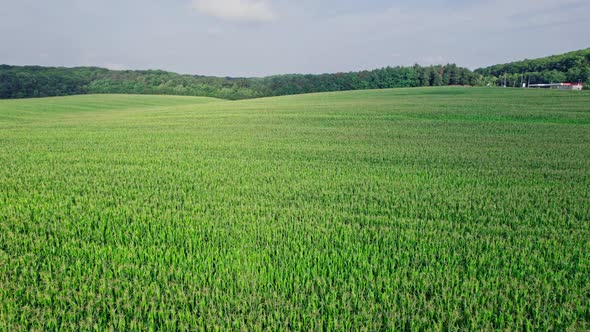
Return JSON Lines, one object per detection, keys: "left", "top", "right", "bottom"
{"left": 1, "top": 88, "right": 589, "bottom": 330}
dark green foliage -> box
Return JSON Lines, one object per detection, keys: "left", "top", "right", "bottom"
{"left": 0, "top": 66, "right": 98, "bottom": 98}
{"left": 476, "top": 48, "right": 590, "bottom": 87}
{"left": 2, "top": 48, "right": 588, "bottom": 100}
{"left": 431, "top": 66, "right": 444, "bottom": 86}
{"left": 0, "top": 64, "right": 477, "bottom": 100}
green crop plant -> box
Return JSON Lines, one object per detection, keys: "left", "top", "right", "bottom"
{"left": 1, "top": 88, "right": 589, "bottom": 330}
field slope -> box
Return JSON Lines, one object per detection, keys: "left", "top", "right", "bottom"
{"left": 1, "top": 88, "right": 589, "bottom": 330}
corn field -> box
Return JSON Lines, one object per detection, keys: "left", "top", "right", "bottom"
{"left": 1, "top": 88, "right": 589, "bottom": 330}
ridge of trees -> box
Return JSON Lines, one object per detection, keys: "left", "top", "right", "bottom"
{"left": 0, "top": 64, "right": 476, "bottom": 100}
{"left": 475, "top": 48, "right": 590, "bottom": 88}
{"left": 1, "top": 48, "right": 588, "bottom": 99}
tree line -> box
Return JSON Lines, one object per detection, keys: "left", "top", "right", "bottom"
{"left": 1, "top": 48, "right": 588, "bottom": 99}
{"left": 0, "top": 64, "right": 477, "bottom": 100}
{"left": 475, "top": 48, "right": 590, "bottom": 88}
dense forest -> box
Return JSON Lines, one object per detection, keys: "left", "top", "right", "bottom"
{"left": 475, "top": 48, "right": 590, "bottom": 88}
{"left": 1, "top": 48, "right": 588, "bottom": 99}
{"left": 0, "top": 64, "right": 476, "bottom": 100}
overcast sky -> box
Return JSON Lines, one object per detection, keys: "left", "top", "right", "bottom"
{"left": 1, "top": 0, "right": 589, "bottom": 77}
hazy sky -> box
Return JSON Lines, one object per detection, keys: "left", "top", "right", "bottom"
{"left": 1, "top": 0, "right": 589, "bottom": 77}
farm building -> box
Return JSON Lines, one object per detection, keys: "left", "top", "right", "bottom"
{"left": 528, "top": 83, "right": 584, "bottom": 90}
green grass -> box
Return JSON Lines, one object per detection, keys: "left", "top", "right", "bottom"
{"left": 1, "top": 88, "right": 589, "bottom": 330}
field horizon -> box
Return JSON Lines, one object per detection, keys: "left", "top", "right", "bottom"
{"left": 1, "top": 84, "right": 585, "bottom": 106}
{"left": 1, "top": 87, "right": 589, "bottom": 330}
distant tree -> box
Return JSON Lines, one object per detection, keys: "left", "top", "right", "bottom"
{"left": 419, "top": 66, "right": 431, "bottom": 87}
{"left": 431, "top": 66, "right": 443, "bottom": 86}
{"left": 476, "top": 48, "right": 590, "bottom": 85}
{"left": 542, "top": 70, "right": 567, "bottom": 84}
{"left": 2, "top": 57, "right": 531, "bottom": 100}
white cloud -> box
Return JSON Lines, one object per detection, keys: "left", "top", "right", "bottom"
{"left": 192, "top": 0, "right": 276, "bottom": 23}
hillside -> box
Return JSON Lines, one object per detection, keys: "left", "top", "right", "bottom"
{"left": 1, "top": 88, "right": 589, "bottom": 330}
{"left": 0, "top": 63, "right": 477, "bottom": 100}
{"left": 475, "top": 48, "right": 590, "bottom": 87}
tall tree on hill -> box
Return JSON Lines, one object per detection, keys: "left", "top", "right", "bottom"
{"left": 419, "top": 66, "right": 431, "bottom": 87}
{"left": 431, "top": 66, "right": 444, "bottom": 86}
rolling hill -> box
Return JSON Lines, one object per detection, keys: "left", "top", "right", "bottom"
{"left": 1, "top": 87, "right": 589, "bottom": 330}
